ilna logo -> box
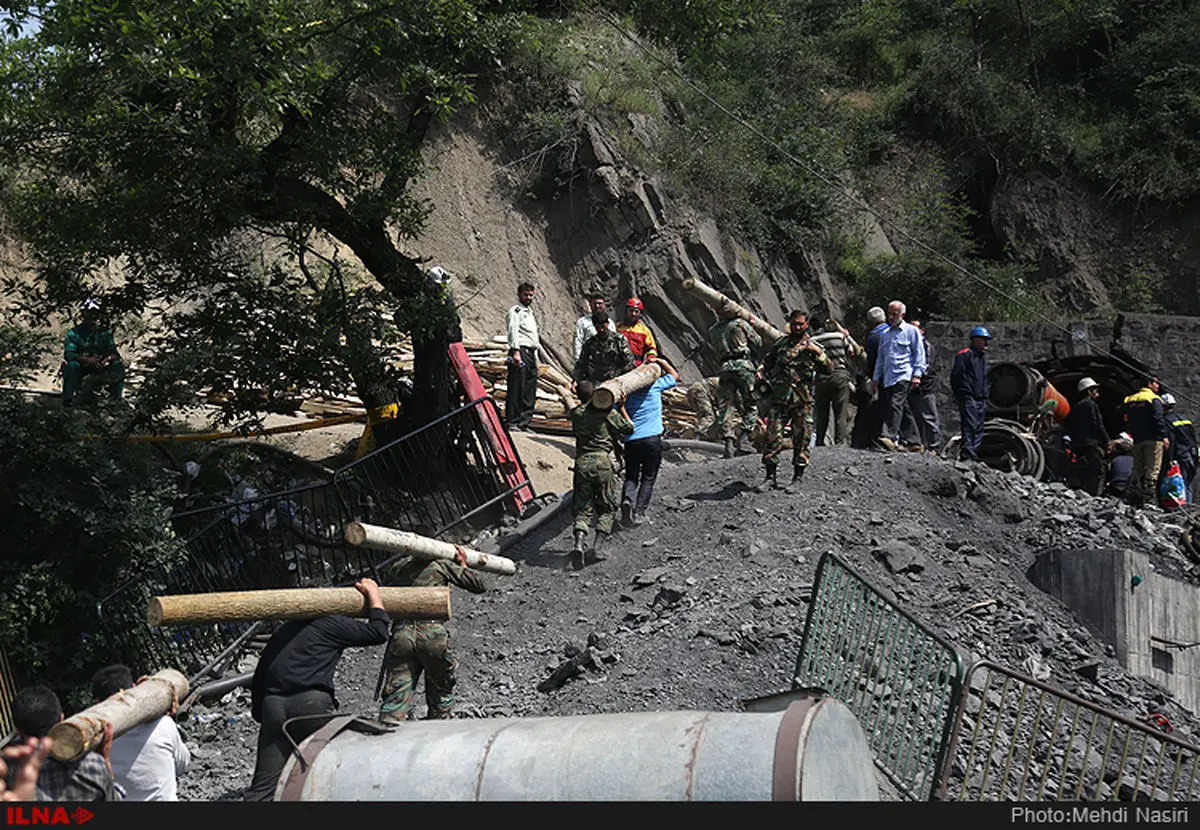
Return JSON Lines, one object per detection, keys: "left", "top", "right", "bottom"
{"left": 4, "top": 807, "right": 93, "bottom": 825}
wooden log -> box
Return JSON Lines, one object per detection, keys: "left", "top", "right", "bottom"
{"left": 592, "top": 362, "right": 663, "bottom": 410}
{"left": 147, "top": 587, "right": 450, "bottom": 626}
{"left": 681, "top": 277, "right": 786, "bottom": 342}
{"left": 47, "top": 670, "right": 189, "bottom": 763}
{"left": 345, "top": 522, "right": 517, "bottom": 576}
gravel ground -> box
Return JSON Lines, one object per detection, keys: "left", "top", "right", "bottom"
{"left": 176, "top": 445, "right": 1200, "bottom": 801}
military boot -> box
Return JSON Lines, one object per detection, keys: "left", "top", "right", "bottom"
{"left": 784, "top": 465, "right": 806, "bottom": 494}
{"left": 588, "top": 531, "right": 610, "bottom": 563}
{"left": 723, "top": 437, "right": 735, "bottom": 459}
{"left": 570, "top": 529, "right": 587, "bottom": 570}
{"left": 753, "top": 464, "right": 778, "bottom": 493}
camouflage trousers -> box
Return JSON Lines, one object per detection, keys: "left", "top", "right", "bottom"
{"left": 573, "top": 451, "right": 619, "bottom": 534}
{"left": 762, "top": 401, "right": 814, "bottom": 470}
{"left": 379, "top": 621, "right": 457, "bottom": 722}
{"left": 716, "top": 369, "right": 757, "bottom": 439}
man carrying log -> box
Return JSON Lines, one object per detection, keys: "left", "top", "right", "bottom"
{"left": 709, "top": 306, "right": 762, "bottom": 458}
{"left": 10, "top": 686, "right": 122, "bottom": 801}
{"left": 378, "top": 548, "right": 487, "bottom": 724}
{"left": 757, "top": 310, "right": 832, "bottom": 493}
{"left": 90, "top": 665, "right": 190, "bottom": 801}
{"left": 574, "top": 311, "right": 636, "bottom": 386}
{"left": 569, "top": 380, "right": 635, "bottom": 569}
{"left": 244, "top": 578, "right": 389, "bottom": 801}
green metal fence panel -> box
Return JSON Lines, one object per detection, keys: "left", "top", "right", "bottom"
{"left": 0, "top": 646, "right": 16, "bottom": 742}
{"left": 793, "top": 552, "right": 965, "bottom": 800}
{"left": 938, "top": 660, "right": 1200, "bottom": 801}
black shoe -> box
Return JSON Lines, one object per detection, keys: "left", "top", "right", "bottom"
{"left": 588, "top": 532, "right": 609, "bottom": 563}
{"left": 570, "top": 530, "right": 586, "bottom": 570}
{"left": 621, "top": 501, "right": 634, "bottom": 527}
{"left": 784, "top": 466, "right": 806, "bottom": 494}
{"left": 753, "top": 467, "right": 778, "bottom": 493}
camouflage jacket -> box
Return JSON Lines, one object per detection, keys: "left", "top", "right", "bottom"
{"left": 574, "top": 332, "right": 636, "bottom": 383}
{"left": 570, "top": 403, "right": 634, "bottom": 456}
{"left": 762, "top": 333, "right": 832, "bottom": 407}
{"left": 385, "top": 557, "right": 487, "bottom": 595}
{"left": 708, "top": 317, "right": 761, "bottom": 374}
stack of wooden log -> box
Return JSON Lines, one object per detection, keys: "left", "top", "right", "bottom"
{"left": 211, "top": 332, "right": 712, "bottom": 438}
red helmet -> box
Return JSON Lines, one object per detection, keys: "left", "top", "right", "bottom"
{"left": 626, "top": 297, "right": 644, "bottom": 310}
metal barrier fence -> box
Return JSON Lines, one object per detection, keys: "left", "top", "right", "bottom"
{"left": 0, "top": 646, "right": 17, "bottom": 742}
{"left": 95, "top": 396, "right": 534, "bottom": 681}
{"left": 793, "top": 552, "right": 965, "bottom": 801}
{"left": 938, "top": 660, "right": 1200, "bottom": 801}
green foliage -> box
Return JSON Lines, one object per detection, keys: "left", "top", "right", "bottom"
{"left": 0, "top": 329, "right": 182, "bottom": 697}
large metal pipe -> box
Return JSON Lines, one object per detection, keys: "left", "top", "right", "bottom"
{"left": 681, "top": 277, "right": 786, "bottom": 342}
{"left": 276, "top": 699, "right": 879, "bottom": 801}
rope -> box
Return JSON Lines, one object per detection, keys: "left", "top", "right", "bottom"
{"left": 598, "top": 13, "right": 1200, "bottom": 410}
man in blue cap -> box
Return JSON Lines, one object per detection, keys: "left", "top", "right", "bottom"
{"left": 950, "top": 326, "right": 992, "bottom": 462}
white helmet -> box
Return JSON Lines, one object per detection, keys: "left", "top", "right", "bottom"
{"left": 81, "top": 297, "right": 101, "bottom": 312}
{"left": 1162, "top": 392, "right": 1177, "bottom": 407}
{"left": 1077, "top": 377, "right": 1099, "bottom": 393}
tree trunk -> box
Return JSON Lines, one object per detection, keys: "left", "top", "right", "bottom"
{"left": 148, "top": 587, "right": 450, "bottom": 625}
{"left": 345, "top": 522, "right": 517, "bottom": 575}
{"left": 48, "top": 670, "right": 189, "bottom": 762}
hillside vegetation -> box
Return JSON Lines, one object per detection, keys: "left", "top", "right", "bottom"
{"left": 0, "top": 0, "right": 1196, "bottom": 699}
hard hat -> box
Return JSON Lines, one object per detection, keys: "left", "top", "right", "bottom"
{"left": 1120, "top": 432, "right": 1132, "bottom": 442}
{"left": 428, "top": 265, "right": 450, "bottom": 285}
{"left": 1162, "top": 392, "right": 1177, "bottom": 407}
{"left": 626, "top": 297, "right": 644, "bottom": 310}
{"left": 969, "top": 326, "right": 992, "bottom": 339}
{"left": 1077, "top": 377, "right": 1099, "bottom": 393}
{"left": 81, "top": 298, "right": 101, "bottom": 312}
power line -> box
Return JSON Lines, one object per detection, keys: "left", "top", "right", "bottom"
{"left": 599, "top": 13, "right": 1197, "bottom": 408}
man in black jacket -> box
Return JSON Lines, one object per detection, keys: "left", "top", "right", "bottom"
{"left": 1065, "top": 377, "right": 1111, "bottom": 496}
{"left": 243, "top": 578, "right": 389, "bottom": 801}
{"left": 1122, "top": 376, "right": 1170, "bottom": 508}
{"left": 950, "top": 327, "right": 992, "bottom": 462}
{"left": 1163, "top": 393, "right": 1198, "bottom": 504}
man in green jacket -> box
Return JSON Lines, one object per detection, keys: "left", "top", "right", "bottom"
{"left": 569, "top": 380, "right": 634, "bottom": 569}
{"left": 62, "top": 298, "right": 125, "bottom": 407}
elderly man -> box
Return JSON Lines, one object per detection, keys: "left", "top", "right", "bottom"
{"left": 573, "top": 289, "right": 615, "bottom": 361}
{"left": 871, "top": 301, "right": 927, "bottom": 451}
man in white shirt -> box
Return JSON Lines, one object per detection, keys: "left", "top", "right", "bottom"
{"left": 573, "top": 289, "right": 615, "bottom": 361}
{"left": 506, "top": 281, "right": 539, "bottom": 430}
{"left": 91, "top": 664, "right": 190, "bottom": 801}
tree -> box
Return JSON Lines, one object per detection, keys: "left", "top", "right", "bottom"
{"left": 0, "top": 0, "right": 521, "bottom": 428}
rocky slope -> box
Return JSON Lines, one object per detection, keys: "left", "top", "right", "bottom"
{"left": 176, "top": 446, "right": 1200, "bottom": 801}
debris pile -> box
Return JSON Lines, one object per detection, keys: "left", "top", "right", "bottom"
{"left": 178, "top": 447, "right": 1200, "bottom": 801}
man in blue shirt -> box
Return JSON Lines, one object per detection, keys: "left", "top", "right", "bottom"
{"left": 621, "top": 357, "right": 680, "bottom": 526}
{"left": 871, "top": 300, "right": 927, "bottom": 451}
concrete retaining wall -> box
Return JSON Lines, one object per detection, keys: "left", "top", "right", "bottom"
{"left": 1028, "top": 547, "right": 1200, "bottom": 714}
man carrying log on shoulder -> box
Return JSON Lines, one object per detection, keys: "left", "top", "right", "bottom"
{"left": 10, "top": 685, "right": 122, "bottom": 801}
{"left": 569, "top": 380, "right": 634, "bottom": 570}
{"left": 243, "top": 578, "right": 389, "bottom": 801}
{"left": 378, "top": 549, "right": 486, "bottom": 724}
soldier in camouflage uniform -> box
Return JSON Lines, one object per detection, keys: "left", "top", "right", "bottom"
{"left": 574, "top": 311, "right": 636, "bottom": 385}
{"left": 686, "top": 376, "right": 721, "bottom": 441}
{"left": 758, "top": 309, "right": 832, "bottom": 493}
{"left": 708, "top": 307, "right": 762, "bottom": 458}
{"left": 378, "top": 548, "right": 486, "bottom": 723}
{"left": 569, "top": 380, "right": 634, "bottom": 570}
